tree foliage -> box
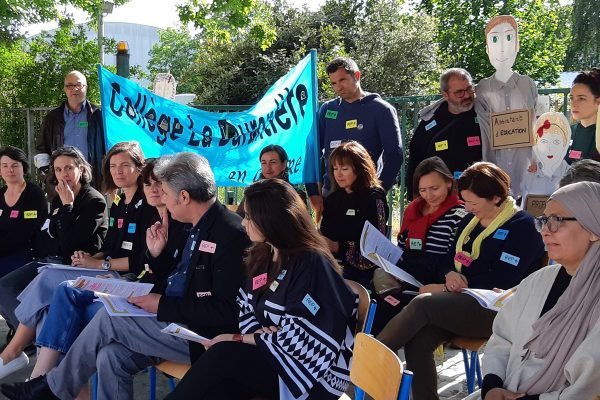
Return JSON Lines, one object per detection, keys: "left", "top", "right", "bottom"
{"left": 416, "top": 0, "right": 571, "bottom": 85}
{"left": 1, "top": 0, "right": 130, "bottom": 44}
{"left": 565, "top": 0, "right": 599, "bottom": 70}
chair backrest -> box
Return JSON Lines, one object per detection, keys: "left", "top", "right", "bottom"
{"left": 351, "top": 333, "right": 404, "bottom": 400}
{"left": 345, "top": 279, "right": 370, "bottom": 334}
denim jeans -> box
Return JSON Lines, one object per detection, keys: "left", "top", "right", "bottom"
{"left": 36, "top": 282, "right": 102, "bottom": 354}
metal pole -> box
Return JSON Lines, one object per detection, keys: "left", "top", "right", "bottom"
{"left": 25, "top": 109, "right": 35, "bottom": 172}
{"left": 98, "top": 10, "right": 104, "bottom": 65}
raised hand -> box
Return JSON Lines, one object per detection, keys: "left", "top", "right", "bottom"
{"left": 146, "top": 211, "right": 169, "bottom": 258}
{"left": 56, "top": 179, "right": 75, "bottom": 205}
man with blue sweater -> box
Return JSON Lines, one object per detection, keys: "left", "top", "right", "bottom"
{"left": 308, "top": 57, "right": 403, "bottom": 219}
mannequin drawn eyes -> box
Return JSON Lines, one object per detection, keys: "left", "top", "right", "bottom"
{"left": 506, "top": 34, "right": 512, "bottom": 41}
{"left": 492, "top": 35, "right": 498, "bottom": 43}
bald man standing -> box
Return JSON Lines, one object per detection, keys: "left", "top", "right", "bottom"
{"left": 35, "top": 71, "right": 105, "bottom": 189}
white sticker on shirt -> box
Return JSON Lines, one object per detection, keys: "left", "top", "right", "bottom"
{"left": 0, "top": 209, "right": 3, "bottom": 217}
{"left": 346, "top": 209, "right": 356, "bottom": 216}
{"left": 41, "top": 218, "right": 50, "bottom": 231}
{"left": 330, "top": 140, "right": 342, "bottom": 149}
{"left": 121, "top": 241, "right": 133, "bottom": 250}
{"left": 454, "top": 208, "right": 468, "bottom": 218}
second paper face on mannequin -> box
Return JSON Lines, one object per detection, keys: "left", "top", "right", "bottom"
{"left": 486, "top": 22, "right": 519, "bottom": 79}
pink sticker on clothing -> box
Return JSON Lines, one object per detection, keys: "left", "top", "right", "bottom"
{"left": 569, "top": 150, "right": 582, "bottom": 160}
{"left": 9, "top": 210, "right": 19, "bottom": 218}
{"left": 467, "top": 136, "right": 481, "bottom": 147}
{"left": 117, "top": 218, "right": 124, "bottom": 228}
{"left": 384, "top": 295, "right": 400, "bottom": 306}
{"left": 252, "top": 273, "right": 268, "bottom": 290}
{"left": 198, "top": 240, "right": 217, "bottom": 254}
{"left": 454, "top": 252, "right": 473, "bottom": 267}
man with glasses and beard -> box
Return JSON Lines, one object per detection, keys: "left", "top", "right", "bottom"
{"left": 406, "top": 68, "right": 482, "bottom": 199}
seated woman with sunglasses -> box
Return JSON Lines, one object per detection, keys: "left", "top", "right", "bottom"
{"left": 377, "top": 162, "right": 546, "bottom": 400}
{"left": 472, "top": 182, "right": 600, "bottom": 400}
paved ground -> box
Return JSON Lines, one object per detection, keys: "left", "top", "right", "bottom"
{"left": 0, "top": 316, "right": 473, "bottom": 399}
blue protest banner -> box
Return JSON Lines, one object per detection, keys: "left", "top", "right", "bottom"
{"left": 99, "top": 51, "right": 319, "bottom": 186}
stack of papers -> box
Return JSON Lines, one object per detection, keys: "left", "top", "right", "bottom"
{"left": 161, "top": 323, "right": 210, "bottom": 343}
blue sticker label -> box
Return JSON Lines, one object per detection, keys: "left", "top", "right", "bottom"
{"left": 493, "top": 229, "right": 509, "bottom": 240}
{"left": 277, "top": 269, "right": 287, "bottom": 280}
{"left": 425, "top": 120, "right": 437, "bottom": 131}
{"left": 302, "top": 294, "right": 320, "bottom": 315}
{"left": 500, "top": 252, "right": 520, "bottom": 266}
{"left": 127, "top": 223, "right": 136, "bottom": 234}
{"left": 454, "top": 171, "right": 462, "bottom": 179}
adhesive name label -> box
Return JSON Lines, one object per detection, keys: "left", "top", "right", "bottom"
{"left": 198, "top": 240, "right": 217, "bottom": 254}
{"left": 9, "top": 210, "right": 18, "bottom": 218}
{"left": 117, "top": 218, "right": 124, "bottom": 229}
{"left": 24, "top": 210, "right": 37, "bottom": 219}
{"left": 454, "top": 171, "right": 462, "bottom": 179}
{"left": 113, "top": 194, "right": 121, "bottom": 206}
{"left": 127, "top": 223, "right": 136, "bottom": 233}
{"left": 109, "top": 217, "right": 114, "bottom": 227}
{"left": 454, "top": 252, "right": 473, "bottom": 267}
{"left": 325, "top": 110, "right": 338, "bottom": 119}
{"left": 252, "top": 273, "right": 268, "bottom": 290}
{"left": 493, "top": 229, "right": 509, "bottom": 240}
{"left": 409, "top": 238, "right": 423, "bottom": 250}
{"left": 425, "top": 120, "right": 437, "bottom": 131}
{"left": 500, "top": 252, "right": 520, "bottom": 266}
{"left": 345, "top": 119, "right": 358, "bottom": 129}
{"left": 79, "top": 121, "right": 89, "bottom": 128}
{"left": 568, "top": 150, "right": 582, "bottom": 160}
{"left": 346, "top": 209, "right": 356, "bottom": 216}
{"left": 121, "top": 241, "right": 133, "bottom": 250}
{"left": 467, "top": 136, "right": 481, "bottom": 147}
{"left": 277, "top": 270, "right": 287, "bottom": 280}
{"left": 302, "top": 294, "right": 320, "bottom": 315}
{"left": 384, "top": 295, "right": 400, "bottom": 306}
{"left": 435, "top": 140, "right": 449, "bottom": 151}
{"left": 330, "top": 140, "right": 341, "bottom": 148}
{"left": 269, "top": 281, "right": 279, "bottom": 292}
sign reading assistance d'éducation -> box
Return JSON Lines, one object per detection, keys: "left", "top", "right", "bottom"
{"left": 99, "top": 53, "right": 319, "bottom": 186}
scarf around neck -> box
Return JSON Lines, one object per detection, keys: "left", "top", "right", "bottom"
{"left": 399, "top": 193, "right": 462, "bottom": 250}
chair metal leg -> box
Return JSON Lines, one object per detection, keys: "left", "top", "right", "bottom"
{"left": 91, "top": 373, "right": 98, "bottom": 400}
{"left": 461, "top": 349, "right": 475, "bottom": 394}
{"left": 475, "top": 353, "right": 483, "bottom": 389}
{"left": 167, "top": 377, "right": 176, "bottom": 391}
{"left": 398, "top": 371, "right": 413, "bottom": 400}
{"left": 148, "top": 366, "right": 156, "bottom": 400}
{"left": 364, "top": 300, "right": 377, "bottom": 334}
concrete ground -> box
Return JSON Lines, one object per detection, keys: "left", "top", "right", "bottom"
{"left": 0, "top": 316, "right": 473, "bottom": 399}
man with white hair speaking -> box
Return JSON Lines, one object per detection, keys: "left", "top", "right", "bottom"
{"left": 35, "top": 71, "right": 105, "bottom": 190}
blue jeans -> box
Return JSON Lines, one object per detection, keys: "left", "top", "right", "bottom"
{"left": 36, "top": 283, "right": 102, "bottom": 354}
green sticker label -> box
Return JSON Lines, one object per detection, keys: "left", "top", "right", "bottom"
{"left": 474, "top": 116, "right": 479, "bottom": 124}
{"left": 109, "top": 217, "right": 114, "bottom": 227}
{"left": 409, "top": 238, "right": 423, "bottom": 250}
{"left": 325, "top": 110, "right": 338, "bottom": 119}
{"left": 79, "top": 121, "right": 89, "bottom": 128}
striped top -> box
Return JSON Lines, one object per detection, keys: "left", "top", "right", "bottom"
{"left": 398, "top": 205, "right": 467, "bottom": 255}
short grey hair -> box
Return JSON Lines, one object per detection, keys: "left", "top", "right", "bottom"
{"left": 440, "top": 68, "right": 473, "bottom": 92}
{"left": 154, "top": 152, "right": 216, "bottom": 202}
{"left": 559, "top": 159, "right": 600, "bottom": 187}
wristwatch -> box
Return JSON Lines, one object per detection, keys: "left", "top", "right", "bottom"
{"left": 102, "top": 257, "right": 112, "bottom": 271}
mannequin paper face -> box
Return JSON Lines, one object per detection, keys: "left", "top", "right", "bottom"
{"left": 486, "top": 22, "right": 519, "bottom": 75}
{"left": 533, "top": 114, "right": 570, "bottom": 177}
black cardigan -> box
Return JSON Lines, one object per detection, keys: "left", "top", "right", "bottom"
{"left": 36, "top": 183, "right": 107, "bottom": 263}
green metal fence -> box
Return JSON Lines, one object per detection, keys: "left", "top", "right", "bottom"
{"left": 0, "top": 88, "right": 571, "bottom": 234}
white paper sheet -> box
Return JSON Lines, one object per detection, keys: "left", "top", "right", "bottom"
{"left": 37, "top": 263, "right": 100, "bottom": 273}
{"left": 359, "top": 221, "right": 403, "bottom": 268}
{"left": 69, "top": 276, "right": 153, "bottom": 297}
{"left": 96, "top": 293, "right": 156, "bottom": 317}
{"left": 161, "top": 323, "right": 210, "bottom": 343}
{"left": 376, "top": 254, "right": 423, "bottom": 288}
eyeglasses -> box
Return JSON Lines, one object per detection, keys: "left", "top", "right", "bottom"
{"left": 534, "top": 215, "right": 578, "bottom": 233}
{"left": 64, "top": 83, "right": 86, "bottom": 90}
{"left": 450, "top": 86, "right": 474, "bottom": 98}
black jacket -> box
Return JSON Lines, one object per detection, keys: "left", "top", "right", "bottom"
{"left": 36, "top": 183, "right": 107, "bottom": 263}
{"left": 153, "top": 201, "right": 251, "bottom": 362}
{"left": 36, "top": 100, "right": 105, "bottom": 187}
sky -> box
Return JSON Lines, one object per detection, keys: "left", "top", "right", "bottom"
{"left": 23, "top": 0, "right": 325, "bottom": 37}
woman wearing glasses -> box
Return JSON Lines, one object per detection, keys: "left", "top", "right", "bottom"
{"left": 476, "top": 181, "right": 600, "bottom": 400}
{"left": 377, "top": 162, "right": 545, "bottom": 400}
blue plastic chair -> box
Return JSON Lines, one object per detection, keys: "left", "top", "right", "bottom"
{"left": 451, "top": 337, "right": 486, "bottom": 394}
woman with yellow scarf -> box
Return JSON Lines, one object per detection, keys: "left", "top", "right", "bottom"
{"left": 377, "top": 162, "right": 546, "bottom": 400}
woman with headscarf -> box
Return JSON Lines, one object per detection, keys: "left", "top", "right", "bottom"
{"left": 477, "top": 181, "right": 600, "bottom": 400}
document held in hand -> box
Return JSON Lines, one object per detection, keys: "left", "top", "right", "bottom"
{"left": 68, "top": 277, "right": 156, "bottom": 317}
{"left": 461, "top": 287, "right": 517, "bottom": 311}
{"left": 359, "top": 221, "right": 403, "bottom": 268}
{"left": 161, "top": 323, "right": 211, "bottom": 343}
{"left": 375, "top": 254, "right": 423, "bottom": 288}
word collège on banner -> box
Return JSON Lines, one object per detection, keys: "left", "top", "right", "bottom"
{"left": 99, "top": 51, "right": 320, "bottom": 186}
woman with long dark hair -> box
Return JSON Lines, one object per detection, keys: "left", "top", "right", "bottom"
{"left": 320, "top": 140, "right": 389, "bottom": 288}
{"left": 166, "top": 178, "right": 358, "bottom": 400}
